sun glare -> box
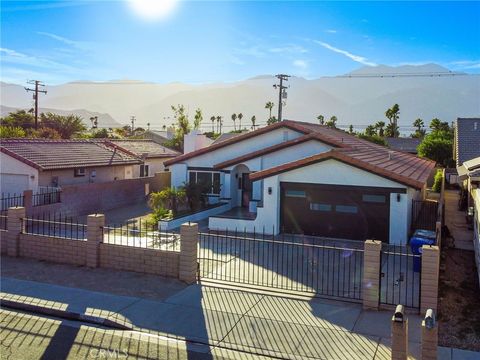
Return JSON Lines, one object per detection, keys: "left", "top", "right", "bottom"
{"left": 128, "top": 0, "right": 178, "bottom": 20}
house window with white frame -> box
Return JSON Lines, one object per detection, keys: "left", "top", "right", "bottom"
{"left": 188, "top": 171, "right": 221, "bottom": 195}
{"left": 140, "top": 164, "right": 150, "bottom": 177}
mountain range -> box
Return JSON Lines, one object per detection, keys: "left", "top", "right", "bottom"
{"left": 1, "top": 64, "right": 479, "bottom": 131}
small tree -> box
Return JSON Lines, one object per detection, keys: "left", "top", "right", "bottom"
{"left": 348, "top": 124, "right": 354, "bottom": 134}
{"left": 417, "top": 133, "right": 453, "bottom": 167}
{"left": 210, "top": 116, "right": 216, "bottom": 132}
{"left": 267, "top": 116, "right": 278, "bottom": 125}
{"left": 231, "top": 113, "right": 237, "bottom": 131}
{"left": 265, "top": 101, "right": 274, "bottom": 120}
{"left": 0, "top": 126, "right": 26, "bottom": 138}
{"left": 374, "top": 121, "right": 385, "bottom": 137}
{"left": 193, "top": 108, "right": 203, "bottom": 130}
{"left": 325, "top": 116, "right": 337, "bottom": 128}
{"left": 412, "top": 118, "right": 426, "bottom": 138}
{"left": 184, "top": 182, "right": 210, "bottom": 211}
{"left": 317, "top": 115, "right": 325, "bottom": 125}
{"left": 385, "top": 104, "right": 400, "bottom": 138}
{"left": 237, "top": 113, "right": 243, "bottom": 130}
{"left": 149, "top": 188, "right": 186, "bottom": 218}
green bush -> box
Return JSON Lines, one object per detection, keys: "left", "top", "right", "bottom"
{"left": 0, "top": 126, "right": 26, "bottom": 138}
{"left": 432, "top": 169, "right": 443, "bottom": 193}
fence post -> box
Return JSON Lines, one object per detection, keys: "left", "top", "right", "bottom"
{"left": 421, "top": 309, "right": 437, "bottom": 360}
{"left": 23, "top": 190, "right": 33, "bottom": 214}
{"left": 363, "top": 239, "right": 382, "bottom": 310}
{"left": 179, "top": 222, "right": 198, "bottom": 284}
{"left": 6, "top": 207, "right": 26, "bottom": 257}
{"left": 391, "top": 305, "right": 408, "bottom": 360}
{"left": 86, "top": 214, "right": 105, "bottom": 268}
{"left": 421, "top": 245, "right": 440, "bottom": 314}
{"left": 435, "top": 221, "right": 442, "bottom": 249}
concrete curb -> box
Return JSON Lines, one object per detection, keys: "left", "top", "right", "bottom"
{"left": 0, "top": 298, "right": 133, "bottom": 330}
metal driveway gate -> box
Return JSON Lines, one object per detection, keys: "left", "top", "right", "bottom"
{"left": 379, "top": 244, "right": 421, "bottom": 309}
{"left": 198, "top": 231, "right": 364, "bottom": 301}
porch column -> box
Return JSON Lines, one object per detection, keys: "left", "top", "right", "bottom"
{"left": 223, "top": 173, "right": 232, "bottom": 202}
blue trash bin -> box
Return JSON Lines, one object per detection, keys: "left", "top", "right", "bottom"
{"left": 410, "top": 230, "right": 436, "bottom": 272}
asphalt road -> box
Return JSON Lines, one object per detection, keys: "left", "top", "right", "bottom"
{"left": 0, "top": 309, "right": 257, "bottom": 360}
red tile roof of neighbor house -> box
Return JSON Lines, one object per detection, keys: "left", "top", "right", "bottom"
{"left": 165, "top": 119, "right": 436, "bottom": 189}
{"left": 0, "top": 139, "right": 142, "bottom": 170}
{"left": 105, "top": 139, "right": 180, "bottom": 158}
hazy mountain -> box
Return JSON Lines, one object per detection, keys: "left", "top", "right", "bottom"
{"left": 0, "top": 105, "right": 121, "bottom": 128}
{"left": 1, "top": 64, "right": 479, "bottom": 131}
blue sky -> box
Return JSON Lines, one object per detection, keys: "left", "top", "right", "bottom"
{"left": 1, "top": 1, "right": 479, "bottom": 85}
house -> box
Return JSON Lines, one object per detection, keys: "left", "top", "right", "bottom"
{"left": 0, "top": 139, "right": 142, "bottom": 194}
{"left": 385, "top": 137, "right": 421, "bottom": 154}
{"left": 105, "top": 139, "right": 180, "bottom": 178}
{"left": 165, "top": 120, "right": 435, "bottom": 245}
{"left": 143, "top": 129, "right": 174, "bottom": 144}
{"left": 454, "top": 117, "right": 480, "bottom": 167}
{"left": 212, "top": 132, "right": 247, "bottom": 145}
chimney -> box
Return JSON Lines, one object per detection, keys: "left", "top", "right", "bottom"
{"left": 183, "top": 130, "right": 214, "bottom": 154}
{"left": 388, "top": 151, "right": 394, "bottom": 160}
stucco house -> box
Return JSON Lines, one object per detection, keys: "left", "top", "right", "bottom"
{"left": 105, "top": 139, "right": 180, "bottom": 178}
{"left": 165, "top": 120, "right": 435, "bottom": 245}
{"left": 0, "top": 139, "right": 142, "bottom": 194}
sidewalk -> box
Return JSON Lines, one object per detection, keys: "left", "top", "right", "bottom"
{"left": 2, "top": 277, "right": 479, "bottom": 359}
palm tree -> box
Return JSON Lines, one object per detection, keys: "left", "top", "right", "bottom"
{"left": 162, "top": 124, "right": 167, "bottom": 130}
{"left": 385, "top": 104, "right": 400, "bottom": 138}
{"left": 317, "top": 115, "right": 325, "bottom": 125}
{"left": 231, "top": 113, "right": 237, "bottom": 131}
{"left": 413, "top": 118, "right": 424, "bottom": 132}
{"left": 265, "top": 101, "right": 274, "bottom": 120}
{"left": 237, "top": 113, "right": 243, "bottom": 130}
{"left": 210, "top": 116, "right": 216, "bottom": 132}
{"left": 216, "top": 116, "right": 222, "bottom": 133}
{"left": 412, "top": 118, "right": 426, "bottom": 138}
{"left": 193, "top": 109, "right": 202, "bottom": 130}
{"left": 147, "top": 122, "right": 150, "bottom": 131}
{"left": 374, "top": 121, "right": 386, "bottom": 137}
{"left": 326, "top": 116, "right": 337, "bottom": 129}
{"left": 251, "top": 115, "right": 256, "bottom": 130}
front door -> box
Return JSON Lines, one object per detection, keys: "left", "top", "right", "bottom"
{"left": 241, "top": 173, "right": 252, "bottom": 208}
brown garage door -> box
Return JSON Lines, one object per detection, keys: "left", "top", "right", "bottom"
{"left": 280, "top": 182, "right": 397, "bottom": 242}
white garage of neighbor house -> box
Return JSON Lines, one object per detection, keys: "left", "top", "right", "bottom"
{"left": 0, "top": 139, "right": 142, "bottom": 195}
{"left": 165, "top": 120, "right": 435, "bottom": 245}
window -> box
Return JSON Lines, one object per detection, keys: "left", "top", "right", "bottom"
{"left": 310, "top": 203, "right": 332, "bottom": 211}
{"left": 140, "top": 164, "right": 150, "bottom": 178}
{"left": 285, "top": 190, "right": 306, "bottom": 198}
{"left": 335, "top": 205, "right": 358, "bottom": 214}
{"left": 74, "top": 168, "right": 86, "bottom": 177}
{"left": 362, "top": 194, "right": 386, "bottom": 203}
{"left": 188, "top": 171, "right": 221, "bottom": 195}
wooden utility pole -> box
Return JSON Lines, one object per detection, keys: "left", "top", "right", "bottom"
{"left": 25, "top": 80, "right": 47, "bottom": 129}
{"left": 273, "top": 74, "right": 290, "bottom": 122}
{"left": 130, "top": 116, "right": 136, "bottom": 135}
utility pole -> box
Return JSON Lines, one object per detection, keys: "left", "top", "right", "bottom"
{"left": 25, "top": 80, "right": 47, "bottom": 129}
{"left": 130, "top": 116, "right": 136, "bottom": 135}
{"left": 273, "top": 74, "right": 290, "bottom": 122}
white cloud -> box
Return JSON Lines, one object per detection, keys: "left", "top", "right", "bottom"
{"left": 269, "top": 44, "right": 308, "bottom": 54}
{"left": 314, "top": 41, "right": 377, "bottom": 66}
{"left": 325, "top": 29, "right": 337, "bottom": 34}
{"left": 293, "top": 59, "right": 308, "bottom": 69}
{"left": 0, "top": 47, "right": 79, "bottom": 72}
{"left": 37, "top": 32, "right": 93, "bottom": 51}
{"left": 233, "top": 45, "right": 265, "bottom": 58}
{"left": 450, "top": 60, "right": 480, "bottom": 69}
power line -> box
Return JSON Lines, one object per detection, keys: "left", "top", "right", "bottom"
{"left": 334, "top": 72, "right": 468, "bottom": 78}
{"left": 24, "top": 80, "right": 47, "bottom": 129}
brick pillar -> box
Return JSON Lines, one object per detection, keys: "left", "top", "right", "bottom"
{"left": 363, "top": 240, "right": 382, "bottom": 310}
{"left": 6, "top": 207, "right": 26, "bottom": 257}
{"left": 86, "top": 214, "right": 105, "bottom": 268}
{"left": 23, "top": 190, "right": 33, "bottom": 214}
{"left": 421, "top": 309, "right": 438, "bottom": 360}
{"left": 421, "top": 245, "right": 440, "bottom": 313}
{"left": 179, "top": 222, "right": 198, "bottom": 284}
{"left": 391, "top": 314, "right": 408, "bottom": 360}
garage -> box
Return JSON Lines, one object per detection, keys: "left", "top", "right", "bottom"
{"left": 0, "top": 174, "right": 29, "bottom": 195}
{"left": 280, "top": 182, "right": 398, "bottom": 241}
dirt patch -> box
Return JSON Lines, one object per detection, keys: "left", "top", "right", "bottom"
{"left": 438, "top": 246, "right": 480, "bottom": 351}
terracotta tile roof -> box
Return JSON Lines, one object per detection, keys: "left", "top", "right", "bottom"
{"left": 250, "top": 148, "right": 435, "bottom": 189}
{"left": 106, "top": 139, "right": 180, "bottom": 158}
{"left": 0, "top": 139, "right": 142, "bottom": 170}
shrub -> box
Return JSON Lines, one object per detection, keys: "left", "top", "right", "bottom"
{"left": 184, "top": 181, "right": 209, "bottom": 211}
{"left": 149, "top": 188, "right": 186, "bottom": 217}
{"left": 432, "top": 169, "right": 443, "bottom": 193}
{"left": 0, "top": 126, "right": 26, "bottom": 138}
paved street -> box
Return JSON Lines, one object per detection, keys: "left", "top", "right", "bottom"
{"left": 2, "top": 277, "right": 479, "bottom": 359}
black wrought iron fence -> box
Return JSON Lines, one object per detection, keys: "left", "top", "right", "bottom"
{"left": 0, "top": 193, "right": 24, "bottom": 211}
{"left": 198, "top": 230, "right": 364, "bottom": 301}
{"left": 379, "top": 243, "right": 420, "bottom": 309}
{"left": 103, "top": 219, "right": 180, "bottom": 251}
{"left": 22, "top": 213, "right": 86, "bottom": 240}
{"left": 32, "top": 189, "right": 61, "bottom": 206}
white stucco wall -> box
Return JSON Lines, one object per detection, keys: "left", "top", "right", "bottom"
{"left": 132, "top": 158, "right": 171, "bottom": 178}
{"left": 170, "top": 163, "right": 188, "bottom": 188}
{"left": 0, "top": 153, "right": 39, "bottom": 193}
{"left": 211, "top": 159, "right": 418, "bottom": 244}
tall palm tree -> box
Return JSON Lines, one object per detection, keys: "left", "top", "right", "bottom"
{"left": 210, "top": 116, "right": 216, "bottom": 132}
{"left": 265, "top": 101, "right": 274, "bottom": 120}
{"left": 237, "top": 113, "right": 243, "bottom": 130}
{"left": 374, "top": 121, "right": 386, "bottom": 137}
{"left": 413, "top": 118, "right": 424, "bottom": 132}
{"left": 231, "top": 113, "right": 237, "bottom": 131}
{"left": 147, "top": 122, "right": 150, "bottom": 131}
{"left": 216, "top": 116, "right": 222, "bottom": 133}
{"left": 251, "top": 115, "right": 256, "bottom": 130}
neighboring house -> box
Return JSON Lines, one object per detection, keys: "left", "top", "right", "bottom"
{"left": 106, "top": 139, "right": 180, "bottom": 178}
{"left": 385, "top": 137, "right": 421, "bottom": 154}
{"left": 212, "top": 132, "right": 247, "bottom": 145}
{"left": 454, "top": 117, "right": 480, "bottom": 167}
{"left": 0, "top": 139, "right": 142, "bottom": 194}
{"left": 165, "top": 120, "right": 435, "bottom": 244}
{"left": 144, "top": 129, "right": 174, "bottom": 144}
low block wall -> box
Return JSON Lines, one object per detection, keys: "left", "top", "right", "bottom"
{"left": 1, "top": 231, "right": 7, "bottom": 255}
{"left": 99, "top": 243, "right": 179, "bottom": 278}
{"left": 18, "top": 233, "right": 87, "bottom": 266}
